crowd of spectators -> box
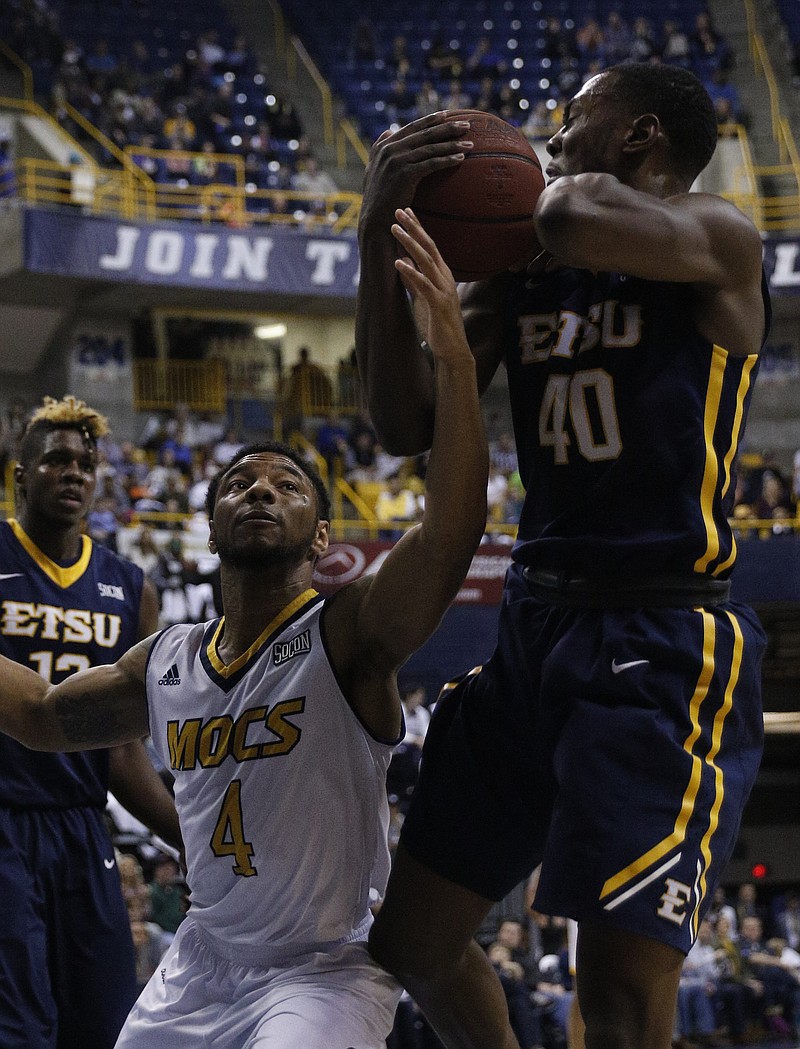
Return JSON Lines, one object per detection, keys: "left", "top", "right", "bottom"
{"left": 733, "top": 451, "right": 799, "bottom": 540}
{"left": 1, "top": 387, "right": 796, "bottom": 636}
{"left": 0, "top": 0, "right": 341, "bottom": 217}
{"left": 674, "top": 884, "right": 800, "bottom": 1047}
{"left": 342, "top": 7, "right": 744, "bottom": 143}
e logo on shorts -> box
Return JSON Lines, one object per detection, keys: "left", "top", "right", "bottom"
{"left": 656, "top": 877, "right": 692, "bottom": 925}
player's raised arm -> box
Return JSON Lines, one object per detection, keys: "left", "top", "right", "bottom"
{"left": 356, "top": 114, "right": 473, "bottom": 455}
{"left": 0, "top": 638, "right": 152, "bottom": 752}
{"left": 330, "top": 208, "right": 488, "bottom": 728}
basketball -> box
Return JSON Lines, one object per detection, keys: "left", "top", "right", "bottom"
{"left": 411, "top": 110, "right": 546, "bottom": 281}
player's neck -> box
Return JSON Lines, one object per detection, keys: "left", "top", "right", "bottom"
{"left": 17, "top": 512, "right": 85, "bottom": 565}
{"left": 215, "top": 570, "right": 315, "bottom": 663}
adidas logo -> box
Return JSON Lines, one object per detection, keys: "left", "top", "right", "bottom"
{"left": 158, "top": 664, "right": 181, "bottom": 686}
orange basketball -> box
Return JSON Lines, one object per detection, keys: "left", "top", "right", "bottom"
{"left": 412, "top": 110, "right": 546, "bottom": 281}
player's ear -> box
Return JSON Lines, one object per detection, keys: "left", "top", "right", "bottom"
{"left": 13, "top": 462, "right": 25, "bottom": 491}
{"left": 208, "top": 520, "right": 217, "bottom": 555}
{"left": 309, "top": 519, "right": 329, "bottom": 560}
{"left": 624, "top": 112, "right": 661, "bottom": 154}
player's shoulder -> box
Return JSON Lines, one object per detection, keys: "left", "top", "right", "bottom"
{"left": 89, "top": 539, "right": 146, "bottom": 587}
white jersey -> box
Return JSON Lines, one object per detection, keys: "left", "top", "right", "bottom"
{"left": 146, "top": 589, "right": 398, "bottom": 965}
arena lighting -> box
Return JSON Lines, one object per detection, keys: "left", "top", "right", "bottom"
{"left": 254, "top": 323, "right": 287, "bottom": 339}
{"left": 751, "top": 863, "right": 769, "bottom": 880}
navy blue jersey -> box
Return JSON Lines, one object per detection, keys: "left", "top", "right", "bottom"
{"left": 503, "top": 267, "right": 771, "bottom": 578}
{"left": 0, "top": 519, "right": 144, "bottom": 809}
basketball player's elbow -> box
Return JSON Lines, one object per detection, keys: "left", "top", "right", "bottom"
{"left": 369, "top": 401, "right": 434, "bottom": 457}
{"left": 534, "top": 190, "right": 586, "bottom": 261}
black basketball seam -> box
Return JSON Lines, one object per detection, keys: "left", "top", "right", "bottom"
{"left": 413, "top": 209, "right": 537, "bottom": 225}
{"left": 460, "top": 153, "right": 542, "bottom": 168}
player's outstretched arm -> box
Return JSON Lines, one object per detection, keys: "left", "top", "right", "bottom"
{"left": 331, "top": 209, "right": 488, "bottom": 734}
{"left": 0, "top": 638, "right": 152, "bottom": 752}
{"left": 356, "top": 114, "right": 472, "bottom": 455}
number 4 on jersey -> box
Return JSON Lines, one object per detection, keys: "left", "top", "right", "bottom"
{"left": 210, "top": 779, "right": 257, "bottom": 876}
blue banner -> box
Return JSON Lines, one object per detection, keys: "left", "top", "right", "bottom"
{"left": 22, "top": 209, "right": 800, "bottom": 298}
{"left": 24, "top": 209, "right": 360, "bottom": 297}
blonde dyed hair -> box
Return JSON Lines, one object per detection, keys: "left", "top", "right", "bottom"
{"left": 24, "top": 395, "right": 110, "bottom": 441}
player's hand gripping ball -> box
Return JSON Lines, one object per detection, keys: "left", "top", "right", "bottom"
{"left": 412, "top": 110, "right": 546, "bottom": 281}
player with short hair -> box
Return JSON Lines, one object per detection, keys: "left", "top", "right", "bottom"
{"left": 0, "top": 395, "right": 181, "bottom": 1049}
{"left": 0, "top": 214, "right": 489, "bottom": 1049}
{"left": 356, "top": 63, "right": 768, "bottom": 1049}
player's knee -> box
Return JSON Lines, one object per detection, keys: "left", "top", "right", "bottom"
{"left": 582, "top": 1014, "right": 637, "bottom": 1049}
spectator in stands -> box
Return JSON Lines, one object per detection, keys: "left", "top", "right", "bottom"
{"left": 415, "top": 79, "right": 442, "bottom": 118}
{"left": 705, "top": 68, "right": 744, "bottom": 125}
{"left": 129, "top": 904, "right": 168, "bottom": 992}
{"left": 158, "top": 422, "right": 194, "bottom": 477}
{"left": 145, "top": 447, "right": 185, "bottom": 506}
{"left": 713, "top": 913, "right": 750, "bottom": 1044}
{"left": 386, "top": 79, "right": 417, "bottom": 126}
{"left": 692, "top": 12, "right": 733, "bottom": 79}
{"left": 739, "top": 914, "right": 800, "bottom": 1036}
{"left": 707, "top": 886, "right": 739, "bottom": 938}
{"left": 425, "top": 34, "right": 463, "bottom": 80}
{"left": 161, "top": 103, "right": 197, "bottom": 151}
{"left": 128, "top": 525, "right": 161, "bottom": 576}
{"left": 486, "top": 941, "right": 544, "bottom": 1049}
{"left": 118, "top": 852, "right": 152, "bottom": 918}
{"left": 211, "top": 426, "right": 245, "bottom": 467}
{"left": 115, "top": 440, "right": 150, "bottom": 498}
{"left": 675, "top": 918, "right": 723, "bottom": 1045}
{"left": 441, "top": 78, "right": 472, "bottom": 112}
{"left": 269, "top": 98, "right": 303, "bottom": 141}
{"left": 351, "top": 17, "right": 377, "bottom": 64}
{"left": 737, "top": 882, "right": 768, "bottom": 928}
{"left": 87, "top": 473, "right": 129, "bottom": 550}
{"left": 464, "top": 36, "right": 508, "bottom": 81}
{"left": 375, "top": 472, "right": 420, "bottom": 540}
{"left": 284, "top": 346, "right": 333, "bottom": 424}
{"left": 541, "top": 15, "right": 577, "bottom": 67}
{"left": 490, "top": 431, "right": 519, "bottom": 475}
{"left": 0, "top": 136, "right": 16, "bottom": 199}
{"left": 85, "top": 38, "right": 119, "bottom": 83}
{"left": 751, "top": 471, "right": 794, "bottom": 531}
{"left": 187, "top": 460, "right": 218, "bottom": 513}
{"left": 486, "top": 466, "right": 510, "bottom": 528}
{"left": 387, "top": 684, "right": 430, "bottom": 813}
{"left": 775, "top": 892, "right": 800, "bottom": 952}
{"left": 291, "top": 154, "right": 337, "bottom": 220}
{"left": 576, "top": 18, "right": 606, "bottom": 68}
{"left": 495, "top": 919, "right": 538, "bottom": 986}
{"left": 629, "top": 16, "right": 657, "bottom": 63}
{"left": 0, "top": 398, "right": 27, "bottom": 486}
{"left": 521, "top": 99, "right": 559, "bottom": 141}
{"left": 151, "top": 533, "right": 194, "bottom": 626}
{"left": 602, "top": 11, "right": 633, "bottom": 66}
{"left": 159, "top": 474, "right": 191, "bottom": 525}
{"left": 316, "top": 413, "right": 351, "bottom": 473}
{"left": 148, "top": 854, "right": 187, "bottom": 942}
{"left": 660, "top": 19, "right": 693, "bottom": 68}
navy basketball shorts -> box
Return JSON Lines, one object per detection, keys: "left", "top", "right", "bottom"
{"left": 0, "top": 805, "right": 137, "bottom": 1049}
{"left": 400, "top": 563, "right": 766, "bottom": 954}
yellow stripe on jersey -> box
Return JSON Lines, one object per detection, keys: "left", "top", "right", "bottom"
{"left": 599, "top": 610, "right": 717, "bottom": 901}
{"left": 9, "top": 518, "right": 92, "bottom": 588}
{"left": 691, "top": 609, "right": 744, "bottom": 936}
{"left": 712, "top": 354, "right": 758, "bottom": 578}
{"left": 693, "top": 347, "right": 727, "bottom": 574}
{"left": 206, "top": 588, "right": 319, "bottom": 677}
